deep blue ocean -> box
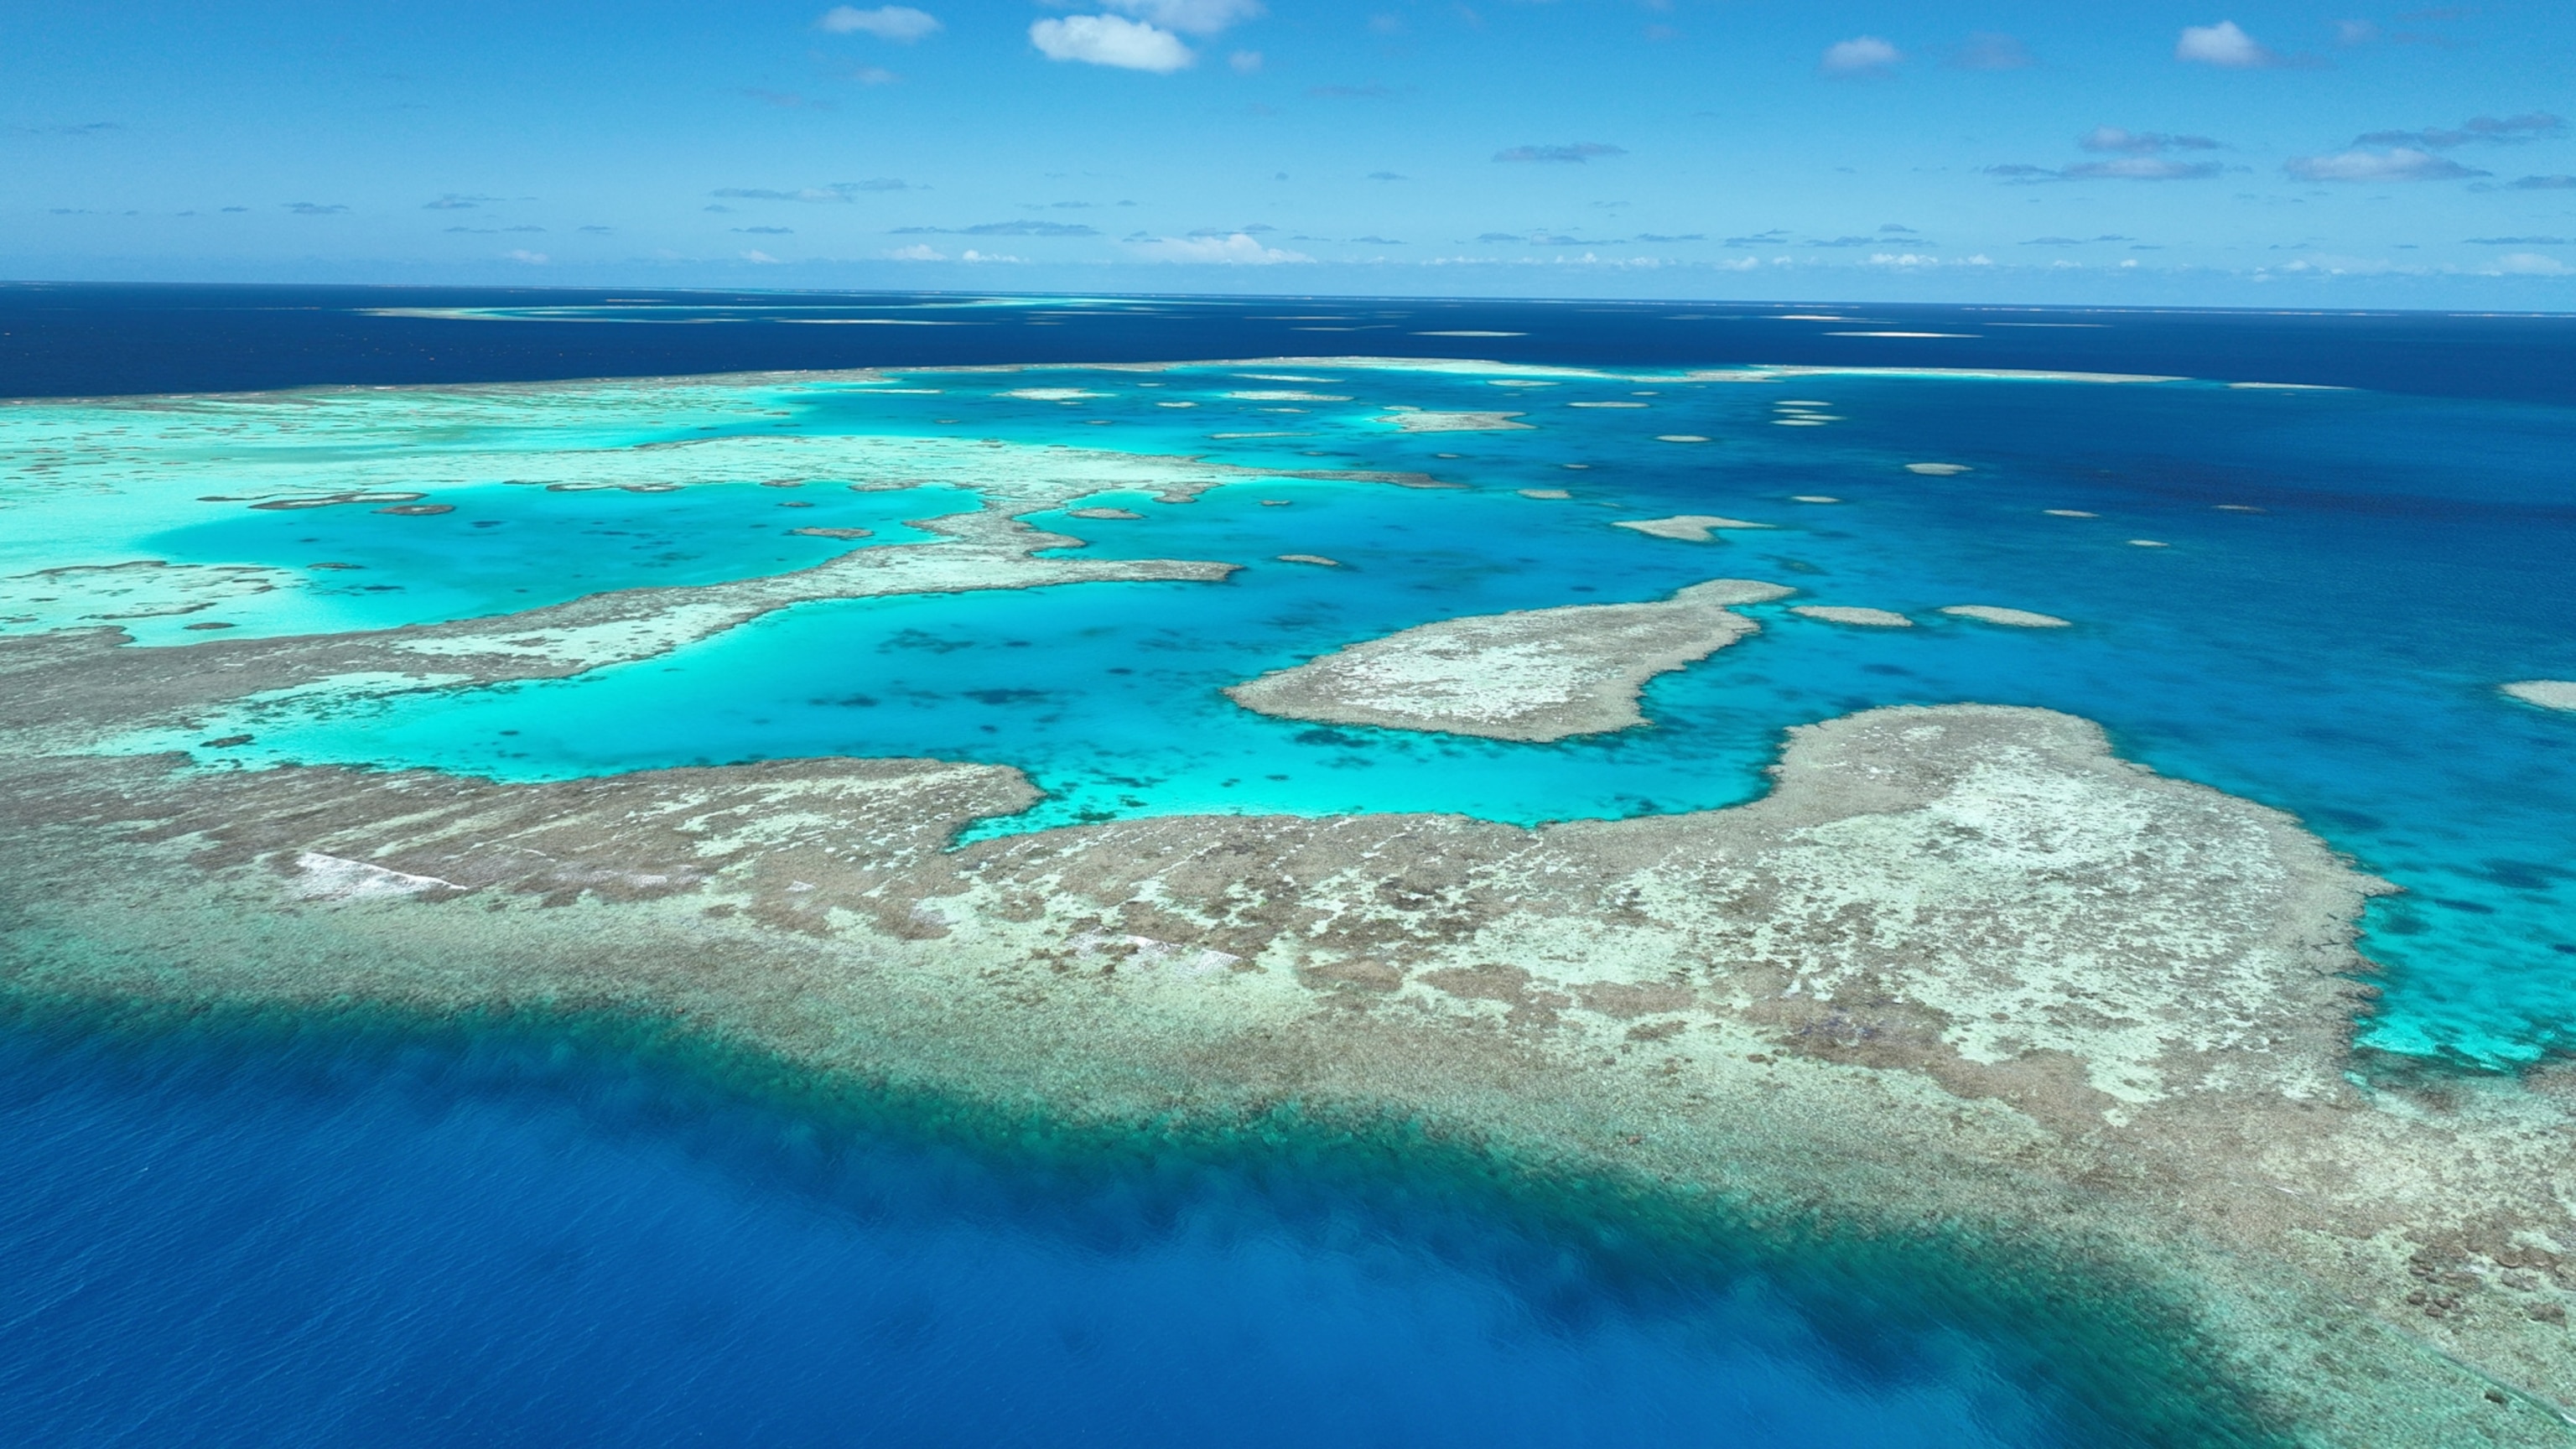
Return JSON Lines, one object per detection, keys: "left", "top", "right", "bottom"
{"left": 4, "top": 284, "right": 2573, "bottom": 1446}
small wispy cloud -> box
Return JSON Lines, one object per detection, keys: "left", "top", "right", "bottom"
{"left": 284, "top": 202, "right": 349, "bottom": 216}
{"left": 889, "top": 220, "right": 1099, "bottom": 236}
{"left": 2175, "top": 20, "right": 2277, "bottom": 68}
{"left": 1366, "top": 171, "right": 1405, "bottom": 181}
{"left": 714, "top": 180, "right": 912, "bottom": 201}
{"left": 506, "top": 249, "right": 548, "bottom": 264}
{"left": 1310, "top": 83, "right": 1396, "bottom": 99}
{"left": 2508, "top": 174, "right": 2576, "bottom": 190}
{"left": 2465, "top": 236, "right": 2572, "bottom": 245}
{"left": 1098, "top": 0, "right": 1264, "bottom": 35}
{"left": 735, "top": 226, "right": 794, "bottom": 234}
{"left": 1031, "top": 14, "right": 1194, "bottom": 71}
{"left": 1820, "top": 35, "right": 1900, "bottom": 75}
{"left": 2080, "top": 127, "right": 2221, "bottom": 155}
{"left": 13, "top": 121, "right": 120, "bottom": 137}
{"left": 423, "top": 194, "right": 501, "bottom": 210}
{"left": 1493, "top": 142, "right": 1624, "bottom": 164}
{"left": 2485, "top": 252, "right": 2571, "bottom": 276}
{"left": 817, "top": 6, "right": 940, "bottom": 40}
{"left": 1949, "top": 32, "right": 2032, "bottom": 70}
{"left": 2353, "top": 113, "right": 2565, "bottom": 150}
{"left": 1129, "top": 231, "right": 1311, "bottom": 263}
{"left": 2284, "top": 148, "right": 2486, "bottom": 181}
{"left": 1230, "top": 49, "right": 1262, "bottom": 72}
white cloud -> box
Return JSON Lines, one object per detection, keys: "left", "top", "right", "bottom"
{"left": 818, "top": 6, "right": 940, "bottom": 40}
{"left": 1820, "top": 36, "right": 1900, "bottom": 75}
{"left": 2175, "top": 21, "right": 2274, "bottom": 68}
{"left": 958, "top": 249, "right": 1023, "bottom": 262}
{"left": 505, "top": 249, "right": 548, "bottom": 264}
{"left": 741, "top": 250, "right": 784, "bottom": 263}
{"left": 2283, "top": 148, "right": 2485, "bottom": 182}
{"left": 2489, "top": 252, "right": 2572, "bottom": 276}
{"left": 1130, "top": 231, "right": 1312, "bottom": 263}
{"left": 1031, "top": 14, "right": 1194, "bottom": 70}
{"left": 884, "top": 243, "right": 945, "bottom": 260}
{"left": 1866, "top": 252, "right": 1993, "bottom": 267}
{"left": 1229, "top": 49, "right": 1262, "bottom": 72}
{"left": 1097, "top": 0, "right": 1262, "bottom": 35}
{"left": 2064, "top": 156, "right": 2223, "bottom": 180}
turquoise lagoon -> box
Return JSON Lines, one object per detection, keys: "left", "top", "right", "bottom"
{"left": 14, "top": 358, "right": 2569, "bottom": 1069}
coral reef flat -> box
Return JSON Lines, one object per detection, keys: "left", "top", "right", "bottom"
{"left": 6, "top": 697, "right": 2576, "bottom": 1444}
{"left": 7, "top": 355, "right": 2576, "bottom": 1445}
{"left": 1224, "top": 579, "right": 1794, "bottom": 740}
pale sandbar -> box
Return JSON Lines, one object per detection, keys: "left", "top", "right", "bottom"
{"left": 1276, "top": 554, "right": 1342, "bottom": 568}
{"left": 1792, "top": 605, "right": 1913, "bottom": 627}
{"left": 2501, "top": 680, "right": 2576, "bottom": 712}
{"left": 1940, "top": 605, "right": 2071, "bottom": 628}
{"left": 1613, "top": 515, "right": 1773, "bottom": 542}
{"left": 1067, "top": 507, "right": 1144, "bottom": 520}
{"left": 1224, "top": 579, "right": 1793, "bottom": 741}
{"left": 1518, "top": 489, "right": 1571, "bottom": 500}
{"left": 1380, "top": 411, "right": 1534, "bottom": 433}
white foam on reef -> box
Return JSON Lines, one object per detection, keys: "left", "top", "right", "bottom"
{"left": 1226, "top": 391, "right": 1352, "bottom": 402}
{"left": 1613, "top": 515, "right": 1772, "bottom": 542}
{"left": 1275, "top": 554, "right": 1342, "bottom": 568}
{"left": 289, "top": 851, "right": 459, "bottom": 901}
{"left": 1654, "top": 434, "right": 1711, "bottom": 444}
{"left": 2128, "top": 539, "right": 2169, "bottom": 548}
{"left": 2228, "top": 382, "right": 2351, "bottom": 391}
{"left": 1517, "top": 489, "right": 1571, "bottom": 500}
{"left": 1941, "top": 605, "right": 2071, "bottom": 628}
{"left": 1792, "top": 605, "right": 1913, "bottom": 627}
{"left": 1906, "top": 463, "right": 1971, "bottom": 475}
{"left": 1566, "top": 402, "right": 1649, "bottom": 408}
{"left": 2045, "top": 510, "right": 2098, "bottom": 517}
{"left": 1000, "top": 388, "right": 1111, "bottom": 402}
{"left": 2501, "top": 681, "right": 2576, "bottom": 712}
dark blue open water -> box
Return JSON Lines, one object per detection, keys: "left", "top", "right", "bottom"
{"left": 4, "top": 284, "right": 2571, "bottom": 1446}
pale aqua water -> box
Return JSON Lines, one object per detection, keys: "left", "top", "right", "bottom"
{"left": 16, "top": 360, "right": 2575, "bottom": 1067}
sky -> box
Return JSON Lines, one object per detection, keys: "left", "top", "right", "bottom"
{"left": 5, "top": 1, "right": 2573, "bottom": 306}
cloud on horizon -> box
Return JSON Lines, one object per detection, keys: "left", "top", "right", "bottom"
{"left": 1129, "top": 231, "right": 1310, "bottom": 263}
{"left": 1493, "top": 142, "right": 1625, "bottom": 163}
{"left": 2284, "top": 148, "right": 2487, "bottom": 182}
{"left": 2080, "top": 127, "right": 2221, "bottom": 155}
{"left": 889, "top": 220, "right": 1100, "bottom": 236}
{"left": 2354, "top": 113, "right": 2565, "bottom": 149}
{"left": 714, "top": 180, "right": 913, "bottom": 201}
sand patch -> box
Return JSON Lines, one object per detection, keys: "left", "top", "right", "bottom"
{"left": 1613, "top": 515, "right": 1773, "bottom": 542}
{"left": 1067, "top": 507, "right": 1143, "bottom": 521}
{"left": 1380, "top": 412, "right": 1533, "bottom": 433}
{"left": 1226, "top": 578, "right": 1793, "bottom": 741}
{"left": 1941, "top": 605, "right": 2071, "bottom": 628}
{"left": 1518, "top": 489, "right": 1571, "bottom": 500}
{"left": 1793, "top": 605, "right": 1913, "bottom": 627}
{"left": 2501, "top": 681, "right": 2576, "bottom": 712}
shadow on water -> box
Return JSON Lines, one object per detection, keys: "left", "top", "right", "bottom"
{"left": 0, "top": 993, "right": 2288, "bottom": 1448}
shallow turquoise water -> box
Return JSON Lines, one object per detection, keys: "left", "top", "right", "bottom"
{"left": 17, "top": 361, "right": 2575, "bottom": 1066}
